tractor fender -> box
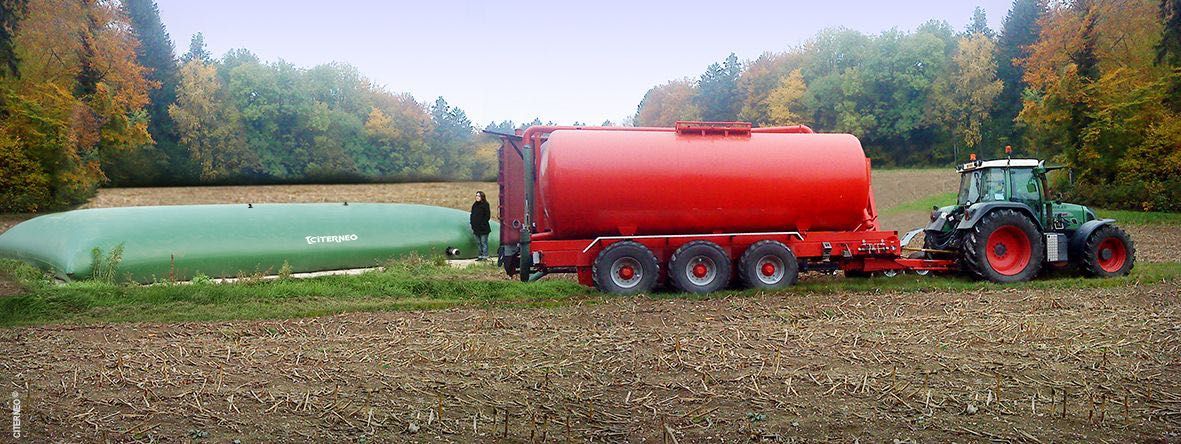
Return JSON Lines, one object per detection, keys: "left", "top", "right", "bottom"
{"left": 1068, "top": 219, "right": 1116, "bottom": 258}
{"left": 955, "top": 202, "right": 1041, "bottom": 230}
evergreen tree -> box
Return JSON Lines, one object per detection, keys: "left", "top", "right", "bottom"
{"left": 993, "top": 0, "right": 1044, "bottom": 147}
{"left": 1158, "top": 0, "right": 1181, "bottom": 111}
{"left": 182, "top": 32, "right": 212, "bottom": 64}
{"left": 1072, "top": 1, "right": 1100, "bottom": 81}
{"left": 429, "top": 97, "right": 475, "bottom": 179}
{"left": 110, "top": 0, "right": 190, "bottom": 185}
{"left": 694, "top": 53, "right": 742, "bottom": 121}
{"left": 0, "top": 0, "right": 27, "bottom": 77}
{"left": 965, "top": 6, "right": 996, "bottom": 38}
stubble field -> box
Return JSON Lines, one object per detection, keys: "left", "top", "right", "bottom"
{"left": 1, "top": 170, "right": 1179, "bottom": 442}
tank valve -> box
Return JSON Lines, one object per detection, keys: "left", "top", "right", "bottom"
{"left": 445, "top": 247, "right": 460, "bottom": 257}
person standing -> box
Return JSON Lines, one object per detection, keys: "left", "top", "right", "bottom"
{"left": 470, "top": 191, "right": 491, "bottom": 261}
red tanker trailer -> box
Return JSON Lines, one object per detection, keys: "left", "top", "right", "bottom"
{"left": 489, "top": 121, "right": 954, "bottom": 294}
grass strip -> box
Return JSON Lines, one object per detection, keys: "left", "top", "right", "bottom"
{"left": 2, "top": 259, "right": 1178, "bottom": 327}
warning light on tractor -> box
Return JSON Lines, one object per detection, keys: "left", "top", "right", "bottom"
{"left": 969, "top": 153, "right": 977, "bottom": 161}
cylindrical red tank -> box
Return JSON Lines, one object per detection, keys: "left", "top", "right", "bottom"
{"left": 535, "top": 129, "right": 873, "bottom": 240}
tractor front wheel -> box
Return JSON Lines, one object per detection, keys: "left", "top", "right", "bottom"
{"left": 961, "top": 209, "right": 1044, "bottom": 283}
{"left": 1079, "top": 225, "right": 1135, "bottom": 278}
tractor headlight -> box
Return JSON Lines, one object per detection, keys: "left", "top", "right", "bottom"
{"left": 930, "top": 210, "right": 940, "bottom": 222}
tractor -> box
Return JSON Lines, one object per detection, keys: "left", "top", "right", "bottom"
{"left": 919, "top": 156, "right": 1135, "bottom": 282}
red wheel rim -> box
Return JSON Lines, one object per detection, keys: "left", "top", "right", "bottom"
{"left": 985, "top": 225, "right": 1031, "bottom": 276}
{"left": 1096, "top": 237, "right": 1128, "bottom": 273}
{"left": 618, "top": 266, "right": 635, "bottom": 280}
{"left": 692, "top": 263, "right": 709, "bottom": 278}
{"left": 761, "top": 262, "right": 776, "bottom": 277}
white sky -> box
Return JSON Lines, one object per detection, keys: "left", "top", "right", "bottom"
{"left": 157, "top": 0, "right": 1012, "bottom": 126}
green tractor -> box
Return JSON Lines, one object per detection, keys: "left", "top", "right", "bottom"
{"left": 919, "top": 157, "right": 1135, "bottom": 283}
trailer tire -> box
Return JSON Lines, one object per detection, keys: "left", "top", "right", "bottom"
{"left": 961, "top": 209, "right": 1044, "bottom": 283}
{"left": 738, "top": 240, "right": 798, "bottom": 290}
{"left": 1079, "top": 224, "right": 1135, "bottom": 278}
{"left": 592, "top": 241, "right": 659, "bottom": 295}
{"left": 669, "top": 241, "right": 732, "bottom": 294}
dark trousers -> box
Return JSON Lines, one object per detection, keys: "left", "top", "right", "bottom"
{"left": 476, "top": 234, "right": 489, "bottom": 258}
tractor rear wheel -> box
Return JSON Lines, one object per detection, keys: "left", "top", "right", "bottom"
{"left": 669, "top": 241, "right": 732, "bottom": 293}
{"left": 738, "top": 240, "right": 799, "bottom": 290}
{"left": 961, "top": 209, "right": 1044, "bottom": 283}
{"left": 592, "top": 241, "right": 659, "bottom": 295}
{"left": 1079, "top": 225, "right": 1135, "bottom": 278}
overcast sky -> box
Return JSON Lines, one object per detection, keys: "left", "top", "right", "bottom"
{"left": 156, "top": 0, "right": 1014, "bottom": 126}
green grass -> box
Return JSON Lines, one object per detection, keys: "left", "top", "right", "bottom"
{"left": 0, "top": 259, "right": 588, "bottom": 327}
{"left": 3, "top": 258, "right": 1179, "bottom": 328}
{"left": 883, "top": 192, "right": 957, "bottom": 215}
{"left": 884, "top": 192, "right": 1181, "bottom": 226}
{"left": 1094, "top": 208, "right": 1181, "bottom": 225}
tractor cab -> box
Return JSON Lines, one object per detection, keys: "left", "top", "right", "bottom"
{"left": 921, "top": 156, "right": 1134, "bottom": 283}
{"left": 951, "top": 158, "right": 1094, "bottom": 231}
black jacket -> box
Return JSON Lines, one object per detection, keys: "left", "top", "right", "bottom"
{"left": 470, "top": 200, "right": 491, "bottom": 235}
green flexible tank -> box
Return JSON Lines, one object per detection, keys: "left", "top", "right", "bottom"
{"left": 0, "top": 203, "right": 498, "bottom": 283}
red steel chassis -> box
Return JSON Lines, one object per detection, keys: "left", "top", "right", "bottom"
{"left": 493, "top": 122, "right": 957, "bottom": 287}
{"left": 531, "top": 230, "right": 955, "bottom": 286}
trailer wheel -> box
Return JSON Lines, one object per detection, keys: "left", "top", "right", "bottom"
{"left": 1079, "top": 225, "right": 1135, "bottom": 278}
{"left": 961, "top": 209, "right": 1044, "bottom": 283}
{"left": 669, "top": 241, "right": 732, "bottom": 293}
{"left": 738, "top": 240, "right": 799, "bottom": 290}
{"left": 592, "top": 241, "right": 659, "bottom": 295}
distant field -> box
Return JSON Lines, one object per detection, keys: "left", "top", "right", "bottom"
{"left": 81, "top": 181, "right": 499, "bottom": 213}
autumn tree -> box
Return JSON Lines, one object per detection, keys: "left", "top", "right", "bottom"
{"left": 633, "top": 79, "right": 699, "bottom": 126}
{"left": 1020, "top": 0, "right": 1177, "bottom": 210}
{"left": 765, "top": 69, "right": 807, "bottom": 125}
{"left": 932, "top": 34, "right": 1004, "bottom": 159}
{"left": 0, "top": 0, "right": 154, "bottom": 211}
{"left": 737, "top": 52, "right": 805, "bottom": 124}
{"left": 168, "top": 60, "right": 255, "bottom": 180}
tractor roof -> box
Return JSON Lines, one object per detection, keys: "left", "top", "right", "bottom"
{"left": 957, "top": 158, "right": 1041, "bottom": 173}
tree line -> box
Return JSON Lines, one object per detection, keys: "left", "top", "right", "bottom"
{"left": 0, "top": 0, "right": 499, "bottom": 213}
{"left": 635, "top": 0, "right": 1181, "bottom": 211}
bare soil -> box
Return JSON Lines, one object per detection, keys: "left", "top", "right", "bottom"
{"left": 2, "top": 173, "right": 1179, "bottom": 442}
{"left": 2, "top": 283, "right": 1179, "bottom": 442}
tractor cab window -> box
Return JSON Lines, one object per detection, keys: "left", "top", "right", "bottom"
{"left": 1009, "top": 168, "right": 1041, "bottom": 203}
{"left": 959, "top": 168, "right": 1007, "bottom": 205}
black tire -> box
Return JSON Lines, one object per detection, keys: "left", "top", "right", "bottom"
{"left": 961, "top": 209, "right": 1044, "bottom": 283}
{"left": 1079, "top": 225, "right": 1135, "bottom": 278}
{"left": 738, "top": 240, "right": 799, "bottom": 290}
{"left": 908, "top": 252, "right": 931, "bottom": 276}
{"left": 668, "top": 241, "right": 732, "bottom": 293}
{"left": 592, "top": 241, "right": 659, "bottom": 295}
